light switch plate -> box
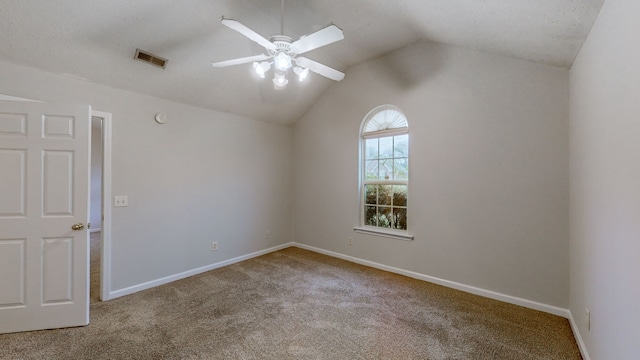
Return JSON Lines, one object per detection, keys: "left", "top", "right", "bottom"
{"left": 114, "top": 196, "right": 128, "bottom": 207}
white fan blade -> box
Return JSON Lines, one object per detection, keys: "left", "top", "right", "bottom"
{"left": 290, "top": 24, "right": 344, "bottom": 54}
{"left": 295, "top": 57, "right": 345, "bottom": 81}
{"left": 221, "top": 17, "right": 276, "bottom": 51}
{"left": 211, "top": 54, "right": 270, "bottom": 68}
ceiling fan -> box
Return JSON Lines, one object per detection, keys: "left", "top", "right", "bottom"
{"left": 211, "top": 1, "right": 345, "bottom": 89}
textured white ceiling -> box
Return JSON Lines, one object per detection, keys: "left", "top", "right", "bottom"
{"left": 0, "top": 0, "right": 603, "bottom": 125}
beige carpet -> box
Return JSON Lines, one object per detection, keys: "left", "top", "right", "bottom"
{"left": 90, "top": 231, "right": 101, "bottom": 303}
{"left": 0, "top": 247, "right": 581, "bottom": 359}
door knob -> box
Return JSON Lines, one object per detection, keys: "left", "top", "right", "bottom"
{"left": 71, "top": 223, "right": 85, "bottom": 231}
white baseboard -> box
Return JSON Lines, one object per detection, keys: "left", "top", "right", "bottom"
{"left": 567, "top": 311, "right": 591, "bottom": 360}
{"left": 107, "top": 242, "right": 294, "bottom": 300}
{"left": 292, "top": 242, "right": 570, "bottom": 318}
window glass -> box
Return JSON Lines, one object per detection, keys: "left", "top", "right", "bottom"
{"left": 365, "top": 139, "right": 378, "bottom": 160}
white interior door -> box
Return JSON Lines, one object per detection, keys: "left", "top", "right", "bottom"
{"left": 0, "top": 101, "right": 91, "bottom": 333}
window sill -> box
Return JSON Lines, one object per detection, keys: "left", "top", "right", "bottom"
{"left": 353, "top": 226, "right": 414, "bottom": 241}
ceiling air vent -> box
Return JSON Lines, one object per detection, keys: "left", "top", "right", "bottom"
{"left": 134, "top": 49, "right": 168, "bottom": 69}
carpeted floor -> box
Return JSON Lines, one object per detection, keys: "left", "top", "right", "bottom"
{"left": 90, "top": 231, "right": 101, "bottom": 303}
{"left": 1, "top": 246, "right": 582, "bottom": 359}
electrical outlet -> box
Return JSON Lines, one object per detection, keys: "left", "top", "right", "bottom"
{"left": 586, "top": 308, "right": 590, "bottom": 331}
{"left": 211, "top": 242, "right": 218, "bottom": 251}
{"left": 348, "top": 237, "right": 353, "bottom": 245}
{"left": 265, "top": 231, "right": 270, "bottom": 240}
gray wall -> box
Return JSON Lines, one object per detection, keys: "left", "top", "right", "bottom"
{"left": 569, "top": 0, "right": 640, "bottom": 358}
{"left": 292, "top": 41, "right": 570, "bottom": 308}
{"left": 0, "top": 59, "right": 293, "bottom": 293}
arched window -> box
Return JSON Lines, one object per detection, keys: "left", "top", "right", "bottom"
{"left": 359, "top": 105, "right": 409, "bottom": 236}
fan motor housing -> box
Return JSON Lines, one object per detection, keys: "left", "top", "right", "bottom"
{"left": 268, "top": 35, "right": 296, "bottom": 56}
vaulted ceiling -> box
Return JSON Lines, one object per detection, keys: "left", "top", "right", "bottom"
{"left": 0, "top": 0, "right": 603, "bottom": 125}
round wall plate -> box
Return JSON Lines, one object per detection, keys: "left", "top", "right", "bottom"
{"left": 154, "top": 113, "right": 167, "bottom": 124}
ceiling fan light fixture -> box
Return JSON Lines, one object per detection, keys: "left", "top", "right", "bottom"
{"left": 273, "top": 72, "right": 289, "bottom": 89}
{"left": 253, "top": 61, "right": 271, "bottom": 78}
{"left": 294, "top": 66, "right": 309, "bottom": 81}
{"left": 253, "top": 62, "right": 265, "bottom": 78}
{"left": 274, "top": 52, "right": 292, "bottom": 71}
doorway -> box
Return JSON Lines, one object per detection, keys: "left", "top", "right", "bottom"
{"left": 90, "top": 111, "right": 112, "bottom": 302}
{"left": 90, "top": 116, "right": 102, "bottom": 302}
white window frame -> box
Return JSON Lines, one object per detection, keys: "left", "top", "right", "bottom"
{"left": 354, "top": 105, "right": 414, "bottom": 241}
